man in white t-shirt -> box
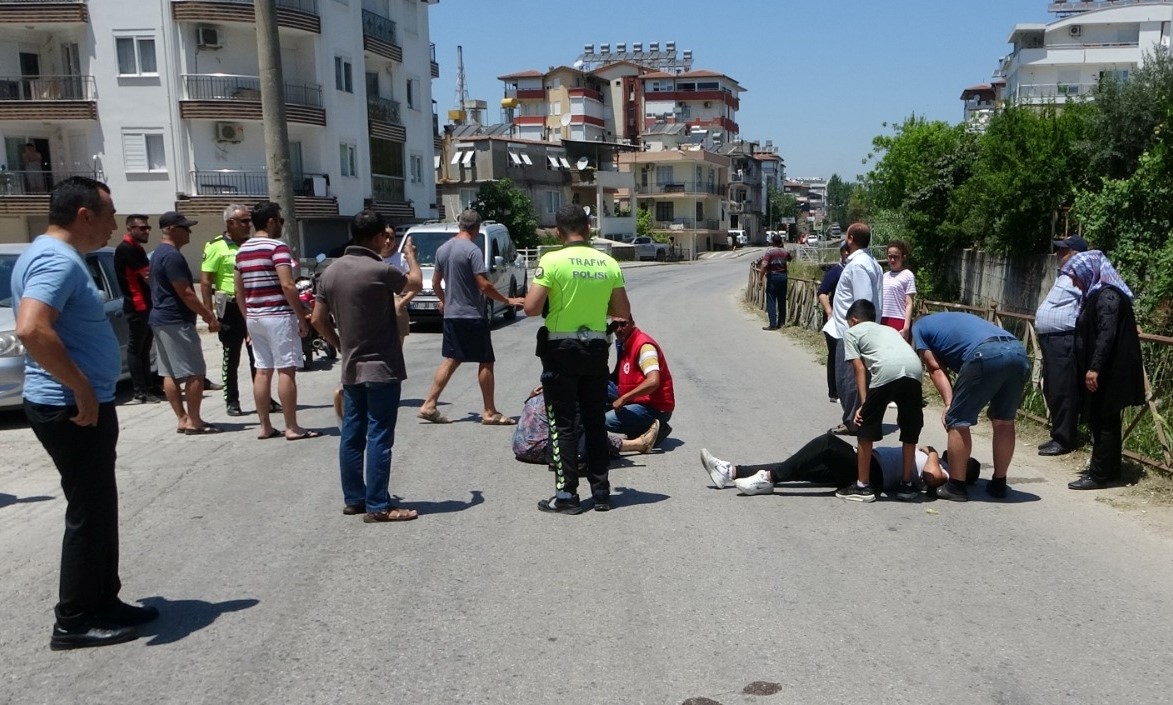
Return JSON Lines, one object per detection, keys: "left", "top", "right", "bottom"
{"left": 828, "top": 222, "right": 883, "bottom": 436}
{"left": 699, "top": 434, "right": 980, "bottom": 499}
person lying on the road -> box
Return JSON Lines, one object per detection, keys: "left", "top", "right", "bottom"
{"left": 699, "top": 432, "right": 979, "bottom": 500}
{"left": 514, "top": 387, "right": 659, "bottom": 465}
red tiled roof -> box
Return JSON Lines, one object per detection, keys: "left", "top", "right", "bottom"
{"left": 497, "top": 69, "right": 543, "bottom": 80}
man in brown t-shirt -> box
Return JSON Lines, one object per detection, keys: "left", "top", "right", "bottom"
{"left": 312, "top": 210, "right": 421, "bottom": 522}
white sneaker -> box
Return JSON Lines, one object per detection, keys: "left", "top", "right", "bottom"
{"left": 733, "top": 469, "right": 775, "bottom": 495}
{"left": 700, "top": 448, "right": 734, "bottom": 488}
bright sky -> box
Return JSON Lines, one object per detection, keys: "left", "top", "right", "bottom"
{"left": 430, "top": 0, "right": 1050, "bottom": 182}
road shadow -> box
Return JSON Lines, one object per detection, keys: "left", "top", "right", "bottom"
{"left": 0, "top": 492, "right": 53, "bottom": 509}
{"left": 656, "top": 437, "right": 684, "bottom": 452}
{"left": 923, "top": 480, "right": 1041, "bottom": 504}
{"left": 395, "top": 490, "right": 484, "bottom": 515}
{"left": 608, "top": 486, "right": 670, "bottom": 510}
{"left": 137, "top": 595, "right": 259, "bottom": 646}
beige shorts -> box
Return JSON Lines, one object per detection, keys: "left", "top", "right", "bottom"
{"left": 247, "top": 314, "right": 302, "bottom": 370}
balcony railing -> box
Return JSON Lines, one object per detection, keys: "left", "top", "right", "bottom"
{"left": 1013, "top": 82, "right": 1096, "bottom": 103}
{"left": 0, "top": 74, "right": 94, "bottom": 100}
{"left": 215, "top": 0, "right": 319, "bottom": 12}
{"left": 367, "top": 95, "right": 401, "bottom": 125}
{"left": 653, "top": 217, "right": 719, "bottom": 230}
{"left": 191, "top": 169, "right": 328, "bottom": 196}
{"left": 361, "top": 9, "right": 396, "bottom": 45}
{"left": 0, "top": 168, "right": 94, "bottom": 196}
{"left": 182, "top": 74, "right": 322, "bottom": 107}
{"left": 636, "top": 181, "right": 723, "bottom": 196}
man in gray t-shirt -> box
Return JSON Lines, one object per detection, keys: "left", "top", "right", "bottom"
{"left": 435, "top": 235, "right": 486, "bottom": 319}
{"left": 418, "top": 209, "right": 525, "bottom": 425}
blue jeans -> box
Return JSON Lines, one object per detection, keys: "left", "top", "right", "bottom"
{"left": 765, "top": 273, "right": 788, "bottom": 327}
{"left": 340, "top": 381, "right": 401, "bottom": 512}
{"left": 946, "top": 339, "right": 1030, "bottom": 428}
{"left": 605, "top": 403, "right": 671, "bottom": 438}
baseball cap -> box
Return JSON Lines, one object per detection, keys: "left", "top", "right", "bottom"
{"left": 1052, "top": 235, "right": 1088, "bottom": 252}
{"left": 159, "top": 211, "right": 198, "bottom": 229}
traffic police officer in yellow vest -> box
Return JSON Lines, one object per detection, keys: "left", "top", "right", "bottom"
{"left": 524, "top": 204, "right": 631, "bottom": 514}
{"left": 199, "top": 203, "right": 264, "bottom": 417}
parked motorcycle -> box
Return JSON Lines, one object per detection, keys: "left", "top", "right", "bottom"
{"left": 296, "top": 254, "right": 337, "bottom": 368}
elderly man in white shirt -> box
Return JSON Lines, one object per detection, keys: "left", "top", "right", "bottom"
{"left": 828, "top": 222, "right": 884, "bottom": 435}
{"left": 1035, "top": 235, "right": 1088, "bottom": 456}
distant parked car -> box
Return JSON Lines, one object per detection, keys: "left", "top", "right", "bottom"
{"left": 632, "top": 236, "right": 668, "bottom": 261}
{"left": 0, "top": 244, "right": 132, "bottom": 411}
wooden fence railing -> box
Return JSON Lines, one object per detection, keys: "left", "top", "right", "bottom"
{"left": 746, "top": 263, "right": 1173, "bottom": 474}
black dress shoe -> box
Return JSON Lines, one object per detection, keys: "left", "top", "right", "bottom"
{"left": 1038, "top": 441, "right": 1072, "bottom": 456}
{"left": 1069, "top": 476, "right": 1109, "bottom": 490}
{"left": 269, "top": 400, "right": 283, "bottom": 413}
{"left": 225, "top": 403, "right": 245, "bottom": 417}
{"left": 203, "top": 378, "right": 224, "bottom": 391}
{"left": 97, "top": 600, "right": 159, "bottom": 626}
{"left": 342, "top": 503, "right": 366, "bottom": 515}
{"left": 50, "top": 622, "right": 138, "bottom": 651}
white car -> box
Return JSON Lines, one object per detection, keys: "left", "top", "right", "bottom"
{"left": 0, "top": 244, "right": 132, "bottom": 410}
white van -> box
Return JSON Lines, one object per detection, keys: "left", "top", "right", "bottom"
{"left": 728, "top": 229, "right": 746, "bottom": 248}
{"left": 399, "top": 221, "right": 528, "bottom": 323}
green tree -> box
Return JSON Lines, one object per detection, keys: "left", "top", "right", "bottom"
{"left": 470, "top": 178, "right": 539, "bottom": 248}
{"left": 765, "top": 185, "right": 798, "bottom": 229}
{"left": 825, "top": 174, "right": 854, "bottom": 228}
{"left": 948, "top": 103, "right": 1094, "bottom": 254}
{"left": 636, "top": 207, "right": 653, "bottom": 238}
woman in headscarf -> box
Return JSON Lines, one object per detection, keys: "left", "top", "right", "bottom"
{"left": 1060, "top": 250, "right": 1145, "bottom": 489}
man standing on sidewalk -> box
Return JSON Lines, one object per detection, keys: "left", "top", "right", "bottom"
{"left": 829, "top": 223, "right": 883, "bottom": 435}
{"left": 1034, "top": 235, "right": 1088, "bottom": 456}
{"left": 13, "top": 176, "right": 158, "bottom": 650}
{"left": 417, "top": 209, "right": 524, "bottom": 425}
{"left": 150, "top": 211, "right": 221, "bottom": 435}
{"left": 201, "top": 204, "right": 276, "bottom": 417}
{"left": 113, "top": 213, "right": 160, "bottom": 403}
{"left": 234, "top": 201, "right": 317, "bottom": 441}
{"left": 524, "top": 204, "right": 631, "bottom": 514}
{"left": 312, "top": 210, "right": 422, "bottom": 522}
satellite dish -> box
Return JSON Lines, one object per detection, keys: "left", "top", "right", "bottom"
{"left": 573, "top": 59, "right": 584, "bottom": 69}
{"left": 576, "top": 156, "right": 591, "bottom": 170}
{"left": 560, "top": 113, "right": 572, "bottom": 127}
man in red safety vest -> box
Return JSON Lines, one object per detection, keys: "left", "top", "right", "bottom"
{"left": 608, "top": 317, "right": 674, "bottom": 447}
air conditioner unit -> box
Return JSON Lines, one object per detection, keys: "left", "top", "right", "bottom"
{"left": 215, "top": 122, "right": 244, "bottom": 143}
{"left": 197, "top": 26, "right": 222, "bottom": 49}
{"left": 1069, "top": 24, "right": 1082, "bottom": 37}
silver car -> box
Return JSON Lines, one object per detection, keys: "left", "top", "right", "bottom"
{"left": 0, "top": 244, "right": 131, "bottom": 411}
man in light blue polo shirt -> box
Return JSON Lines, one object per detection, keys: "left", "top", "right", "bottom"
{"left": 12, "top": 176, "right": 158, "bottom": 650}
{"left": 1035, "top": 235, "right": 1087, "bottom": 456}
{"left": 912, "top": 311, "right": 1030, "bottom": 502}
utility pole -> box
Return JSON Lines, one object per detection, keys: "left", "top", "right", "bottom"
{"left": 254, "top": 0, "right": 300, "bottom": 258}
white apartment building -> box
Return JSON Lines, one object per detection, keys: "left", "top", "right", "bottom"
{"left": 998, "top": 0, "right": 1173, "bottom": 104}
{"left": 0, "top": 0, "right": 439, "bottom": 256}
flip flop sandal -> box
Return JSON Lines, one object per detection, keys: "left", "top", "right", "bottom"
{"left": 257, "top": 429, "right": 282, "bottom": 440}
{"left": 481, "top": 413, "right": 517, "bottom": 426}
{"left": 285, "top": 430, "right": 322, "bottom": 441}
{"left": 417, "top": 409, "right": 451, "bottom": 424}
{"left": 362, "top": 507, "right": 418, "bottom": 522}
{"left": 184, "top": 425, "right": 222, "bottom": 435}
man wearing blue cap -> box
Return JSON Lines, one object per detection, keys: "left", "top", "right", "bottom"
{"left": 1035, "top": 235, "right": 1088, "bottom": 456}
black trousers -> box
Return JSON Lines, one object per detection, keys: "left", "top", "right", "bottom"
{"left": 738, "top": 433, "right": 880, "bottom": 488}
{"left": 1087, "top": 401, "right": 1123, "bottom": 482}
{"left": 218, "top": 302, "right": 255, "bottom": 406}
{"left": 823, "top": 331, "right": 838, "bottom": 398}
{"left": 126, "top": 311, "right": 153, "bottom": 396}
{"left": 541, "top": 339, "right": 611, "bottom": 500}
{"left": 1039, "top": 332, "right": 1079, "bottom": 449}
{"left": 24, "top": 400, "right": 122, "bottom": 627}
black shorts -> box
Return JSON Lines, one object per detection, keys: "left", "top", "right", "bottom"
{"left": 442, "top": 317, "right": 495, "bottom": 363}
{"left": 857, "top": 376, "right": 923, "bottom": 443}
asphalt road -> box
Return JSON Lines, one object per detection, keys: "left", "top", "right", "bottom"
{"left": 3, "top": 253, "right": 1173, "bottom": 705}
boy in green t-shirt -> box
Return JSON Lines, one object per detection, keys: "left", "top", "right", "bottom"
{"left": 836, "top": 299, "right": 924, "bottom": 503}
